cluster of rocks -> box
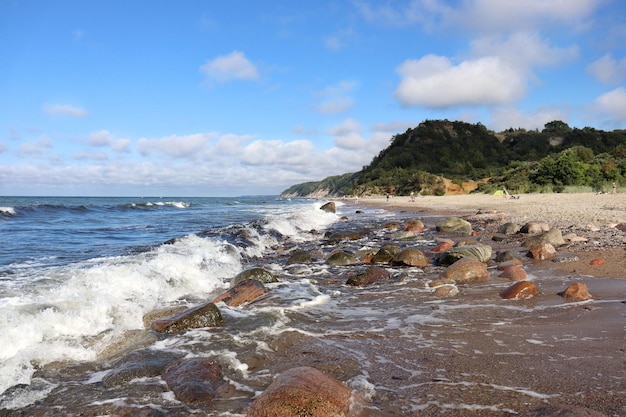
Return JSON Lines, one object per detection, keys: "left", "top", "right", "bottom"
{"left": 125, "top": 204, "right": 613, "bottom": 416}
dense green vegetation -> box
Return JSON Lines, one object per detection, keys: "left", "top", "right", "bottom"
{"left": 281, "top": 120, "right": 626, "bottom": 197}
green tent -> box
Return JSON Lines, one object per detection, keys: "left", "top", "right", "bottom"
{"left": 493, "top": 190, "right": 504, "bottom": 196}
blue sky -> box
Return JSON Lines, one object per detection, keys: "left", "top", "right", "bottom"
{"left": 1, "top": 0, "right": 625, "bottom": 196}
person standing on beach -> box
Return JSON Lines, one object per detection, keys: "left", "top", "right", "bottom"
{"left": 611, "top": 182, "right": 617, "bottom": 194}
{"left": 410, "top": 191, "right": 415, "bottom": 202}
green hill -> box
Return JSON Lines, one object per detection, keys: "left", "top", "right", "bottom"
{"left": 281, "top": 119, "right": 626, "bottom": 197}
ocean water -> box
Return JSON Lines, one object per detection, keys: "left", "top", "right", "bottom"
{"left": 0, "top": 196, "right": 624, "bottom": 416}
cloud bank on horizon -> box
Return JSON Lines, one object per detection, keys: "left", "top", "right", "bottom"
{"left": 1, "top": 0, "right": 624, "bottom": 196}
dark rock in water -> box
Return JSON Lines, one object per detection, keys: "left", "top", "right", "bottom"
{"left": 372, "top": 244, "right": 401, "bottom": 263}
{"left": 433, "top": 284, "right": 459, "bottom": 297}
{"left": 162, "top": 357, "right": 224, "bottom": 407}
{"left": 383, "top": 221, "right": 401, "bottom": 229}
{"left": 495, "top": 250, "right": 522, "bottom": 262}
{"left": 523, "top": 229, "right": 565, "bottom": 247}
{"left": 326, "top": 250, "right": 359, "bottom": 266}
{"left": 499, "top": 281, "right": 540, "bottom": 299}
{"left": 559, "top": 282, "right": 592, "bottom": 301}
{"left": 325, "top": 229, "right": 370, "bottom": 242}
{"left": 439, "top": 257, "right": 489, "bottom": 284}
{"left": 320, "top": 201, "right": 336, "bottom": 213}
{"left": 150, "top": 302, "right": 223, "bottom": 333}
{"left": 246, "top": 366, "right": 352, "bottom": 417}
{"left": 520, "top": 221, "right": 550, "bottom": 234}
{"left": 497, "top": 258, "right": 523, "bottom": 270}
{"left": 525, "top": 403, "right": 608, "bottom": 416}
{"left": 232, "top": 267, "right": 278, "bottom": 285}
{"left": 213, "top": 279, "right": 267, "bottom": 307}
{"left": 346, "top": 265, "right": 391, "bottom": 286}
{"left": 552, "top": 253, "right": 580, "bottom": 263}
{"left": 437, "top": 244, "right": 492, "bottom": 265}
{"left": 392, "top": 248, "right": 429, "bottom": 267}
{"left": 436, "top": 217, "right": 472, "bottom": 235}
{"left": 286, "top": 249, "right": 312, "bottom": 265}
{"left": 527, "top": 243, "right": 557, "bottom": 261}
{"left": 102, "top": 349, "right": 183, "bottom": 388}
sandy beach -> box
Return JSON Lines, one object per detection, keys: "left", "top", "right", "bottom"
{"left": 353, "top": 192, "right": 626, "bottom": 280}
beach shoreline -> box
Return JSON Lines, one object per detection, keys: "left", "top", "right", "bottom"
{"left": 347, "top": 192, "right": 626, "bottom": 280}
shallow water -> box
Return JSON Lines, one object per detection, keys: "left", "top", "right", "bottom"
{"left": 1, "top": 199, "right": 624, "bottom": 416}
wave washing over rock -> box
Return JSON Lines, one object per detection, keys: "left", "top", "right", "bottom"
{"left": 1, "top": 197, "right": 624, "bottom": 416}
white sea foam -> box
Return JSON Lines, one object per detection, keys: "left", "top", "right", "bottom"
{"left": 0, "top": 206, "right": 15, "bottom": 215}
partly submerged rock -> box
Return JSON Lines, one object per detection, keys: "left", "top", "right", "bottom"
{"left": 213, "top": 279, "right": 268, "bottom": 307}
{"left": 392, "top": 248, "right": 429, "bottom": 267}
{"left": 150, "top": 302, "right": 223, "bottom": 333}
{"left": 346, "top": 265, "right": 391, "bottom": 286}
{"left": 437, "top": 244, "right": 492, "bottom": 265}
{"left": 499, "top": 281, "right": 540, "bottom": 300}
{"left": 326, "top": 250, "right": 359, "bottom": 266}
{"left": 232, "top": 267, "right": 278, "bottom": 285}
{"left": 162, "top": 357, "right": 225, "bottom": 407}
{"left": 320, "top": 201, "right": 336, "bottom": 213}
{"left": 559, "top": 282, "right": 592, "bottom": 302}
{"left": 439, "top": 257, "right": 489, "bottom": 284}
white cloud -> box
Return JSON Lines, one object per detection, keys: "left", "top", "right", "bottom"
{"left": 137, "top": 133, "right": 217, "bottom": 158}
{"left": 73, "top": 151, "right": 109, "bottom": 161}
{"left": 593, "top": 87, "right": 626, "bottom": 124}
{"left": 0, "top": 142, "right": 6, "bottom": 153}
{"left": 43, "top": 103, "right": 87, "bottom": 117}
{"left": 241, "top": 140, "right": 316, "bottom": 168}
{"left": 315, "top": 97, "right": 355, "bottom": 114}
{"left": 394, "top": 54, "right": 526, "bottom": 107}
{"left": 17, "top": 135, "right": 53, "bottom": 157}
{"left": 313, "top": 80, "right": 357, "bottom": 114}
{"left": 199, "top": 51, "right": 260, "bottom": 83}
{"left": 586, "top": 54, "right": 626, "bottom": 84}
{"left": 87, "top": 130, "right": 131, "bottom": 153}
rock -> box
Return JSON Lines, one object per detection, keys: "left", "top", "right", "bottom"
{"left": 615, "top": 222, "right": 626, "bottom": 233}
{"left": 559, "top": 282, "right": 592, "bottom": 301}
{"left": 437, "top": 244, "right": 492, "bottom": 266}
{"left": 527, "top": 243, "right": 557, "bottom": 261}
{"left": 404, "top": 219, "right": 424, "bottom": 233}
{"left": 589, "top": 258, "right": 605, "bottom": 266}
{"left": 162, "top": 357, "right": 224, "bottom": 407}
{"left": 497, "top": 259, "right": 523, "bottom": 270}
{"left": 433, "top": 284, "right": 459, "bottom": 297}
{"left": 383, "top": 221, "right": 400, "bottom": 229}
{"left": 392, "top": 248, "right": 429, "bottom": 267}
{"left": 286, "top": 250, "right": 312, "bottom": 265}
{"left": 102, "top": 349, "right": 183, "bottom": 388}
{"left": 326, "top": 250, "right": 359, "bottom": 266}
{"left": 499, "top": 265, "right": 527, "bottom": 281}
{"left": 150, "top": 302, "right": 223, "bottom": 333}
{"left": 520, "top": 221, "right": 550, "bottom": 234}
{"left": 320, "top": 202, "right": 336, "bottom": 213}
{"left": 431, "top": 241, "right": 453, "bottom": 252}
{"left": 346, "top": 266, "right": 391, "bottom": 286}
{"left": 232, "top": 267, "right": 278, "bottom": 285}
{"left": 213, "top": 279, "right": 267, "bottom": 307}
{"left": 495, "top": 250, "right": 521, "bottom": 262}
{"left": 371, "top": 244, "right": 401, "bottom": 263}
{"left": 439, "top": 257, "right": 489, "bottom": 284}
{"left": 552, "top": 253, "right": 580, "bottom": 263}
{"left": 497, "top": 222, "right": 520, "bottom": 235}
{"left": 522, "top": 229, "right": 565, "bottom": 248}
{"left": 436, "top": 217, "right": 472, "bottom": 235}
{"left": 499, "top": 281, "right": 540, "bottom": 299}
{"left": 325, "top": 229, "right": 371, "bottom": 242}
{"left": 246, "top": 366, "right": 352, "bottom": 417}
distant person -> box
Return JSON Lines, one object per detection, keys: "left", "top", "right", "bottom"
{"left": 502, "top": 186, "right": 510, "bottom": 199}
{"left": 611, "top": 182, "right": 617, "bottom": 194}
{"left": 386, "top": 193, "right": 390, "bottom": 202}
{"left": 410, "top": 191, "right": 415, "bottom": 202}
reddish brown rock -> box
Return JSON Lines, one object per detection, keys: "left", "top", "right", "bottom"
{"left": 213, "top": 279, "right": 267, "bottom": 307}
{"left": 404, "top": 219, "right": 424, "bottom": 233}
{"left": 559, "top": 282, "right": 592, "bottom": 301}
{"left": 431, "top": 242, "right": 453, "bottom": 252}
{"left": 433, "top": 284, "right": 459, "bottom": 297}
{"left": 246, "top": 366, "right": 352, "bottom": 417}
{"left": 150, "top": 302, "right": 222, "bottom": 333}
{"left": 527, "top": 243, "right": 556, "bottom": 261}
{"left": 589, "top": 258, "right": 605, "bottom": 266}
{"left": 499, "top": 265, "right": 527, "bottom": 281}
{"left": 162, "top": 357, "right": 224, "bottom": 407}
{"left": 392, "top": 248, "right": 429, "bottom": 267}
{"left": 320, "top": 201, "right": 336, "bottom": 213}
{"left": 497, "top": 259, "right": 523, "bottom": 270}
{"left": 440, "top": 257, "right": 489, "bottom": 284}
{"left": 520, "top": 221, "right": 550, "bottom": 234}
{"left": 499, "top": 281, "right": 540, "bottom": 299}
{"left": 346, "top": 265, "right": 391, "bottom": 286}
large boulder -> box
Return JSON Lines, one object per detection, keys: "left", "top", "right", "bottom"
{"left": 326, "top": 250, "right": 359, "bottom": 266}
{"left": 150, "top": 302, "right": 223, "bottom": 333}
{"left": 371, "top": 244, "right": 401, "bottom": 263}
{"left": 522, "top": 229, "right": 565, "bottom": 248}
{"left": 436, "top": 217, "right": 472, "bottom": 235}
{"left": 439, "top": 257, "right": 489, "bottom": 284}
{"left": 392, "top": 248, "right": 429, "bottom": 267}
{"left": 437, "top": 244, "right": 492, "bottom": 266}
{"left": 346, "top": 265, "right": 391, "bottom": 286}
{"left": 162, "top": 357, "right": 224, "bottom": 407}
{"left": 102, "top": 349, "right": 183, "bottom": 388}
{"left": 213, "top": 279, "right": 268, "bottom": 307}
{"left": 232, "top": 267, "right": 278, "bottom": 285}
{"left": 247, "top": 367, "right": 352, "bottom": 417}
{"left": 320, "top": 202, "right": 336, "bottom": 213}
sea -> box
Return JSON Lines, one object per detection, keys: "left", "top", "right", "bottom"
{"left": 0, "top": 196, "right": 624, "bottom": 416}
